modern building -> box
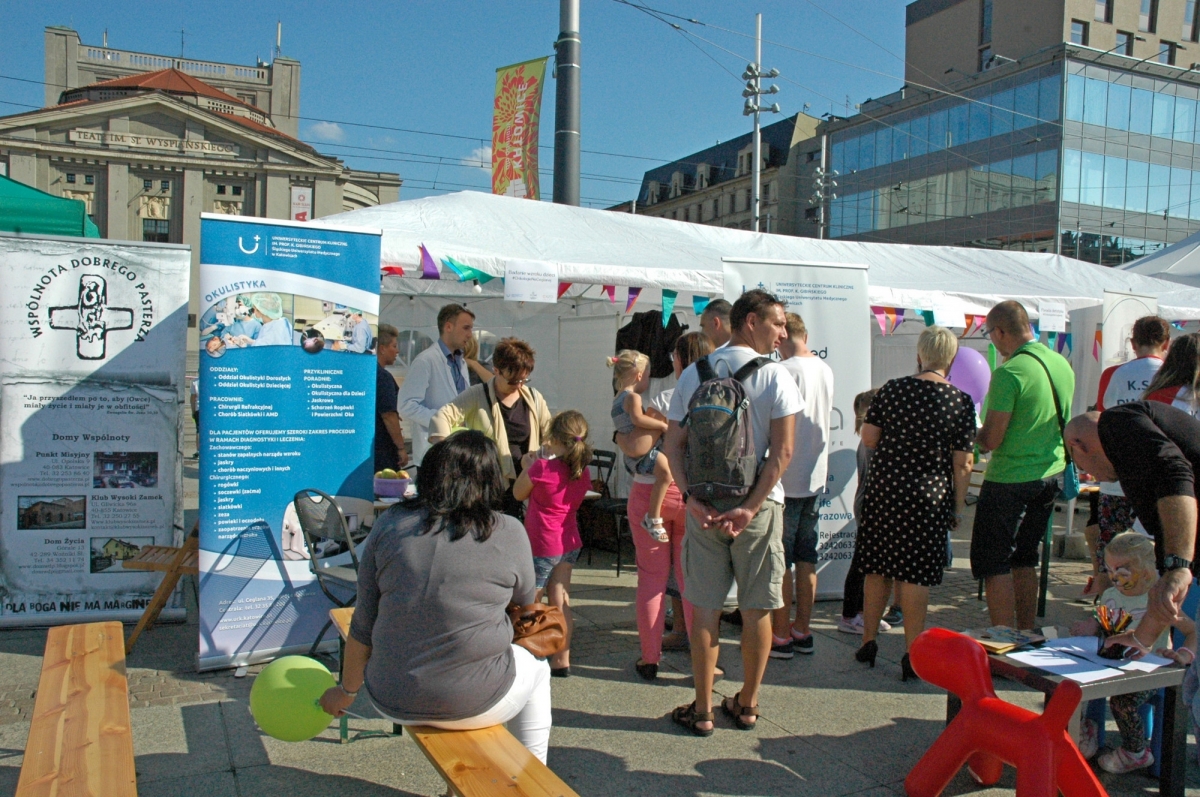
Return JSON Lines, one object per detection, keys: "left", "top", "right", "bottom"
{"left": 0, "top": 27, "right": 400, "bottom": 342}
{"left": 824, "top": 0, "right": 1200, "bottom": 264}
{"left": 614, "top": 113, "right": 824, "bottom": 236}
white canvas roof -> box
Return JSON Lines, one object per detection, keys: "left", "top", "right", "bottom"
{"left": 329, "top": 191, "right": 1200, "bottom": 319}
{"left": 1123, "top": 228, "right": 1200, "bottom": 291}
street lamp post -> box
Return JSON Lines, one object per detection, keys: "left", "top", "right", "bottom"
{"left": 743, "top": 13, "right": 780, "bottom": 232}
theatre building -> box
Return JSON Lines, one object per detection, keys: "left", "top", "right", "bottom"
{"left": 824, "top": 0, "right": 1200, "bottom": 265}
{"left": 0, "top": 27, "right": 400, "bottom": 338}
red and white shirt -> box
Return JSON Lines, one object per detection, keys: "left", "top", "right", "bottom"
{"left": 1096, "top": 355, "right": 1164, "bottom": 411}
{"left": 1144, "top": 384, "right": 1200, "bottom": 418}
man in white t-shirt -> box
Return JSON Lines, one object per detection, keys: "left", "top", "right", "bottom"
{"left": 664, "top": 289, "right": 802, "bottom": 735}
{"left": 700, "top": 299, "right": 732, "bottom": 348}
{"left": 769, "top": 312, "right": 834, "bottom": 660}
{"left": 1086, "top": 316, "right": 1170, "bottom": 595}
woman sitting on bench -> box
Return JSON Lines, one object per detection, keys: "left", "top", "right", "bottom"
{"left": 319, "top": 431, "right": 552, "bottom": 761}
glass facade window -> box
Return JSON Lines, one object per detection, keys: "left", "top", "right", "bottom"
{"left": 1141, "top": 0, "right": 1158, "bottom": 33}
{"left": 1071, "top": 20, "right": 1089, "bottom": 45}
{"left": 1066, "top": 70, "right": 1200, "bottom": 143}
{"left": 1061, "top": 147, "right": 1200, "bottom": 220}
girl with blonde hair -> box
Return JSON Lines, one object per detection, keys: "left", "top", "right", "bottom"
{"left": 609, "top": 350, "right": 673, "bottom": 542}
{"left": 513, "top": 410, "right": 594, "bottom": 677}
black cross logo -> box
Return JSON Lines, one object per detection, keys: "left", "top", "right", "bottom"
{"left": 48, "top": 275, "right": 134, "bottom": 360}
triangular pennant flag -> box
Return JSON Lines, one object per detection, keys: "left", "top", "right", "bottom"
{"left": 1093, "top": 329, "right": 1103, "bottom": 361}
{"left": 1173, "top": 320, "right": 1187, "bottom": 330}
{"left": 921, "top": 310, "right": 934, "bottom": 327}
{"left": 557, "top": 282, "right": 572, "bottom": 299}
{"left": 443, "top": 256, "right": 495, "bottom": 284}
{"left": 1048, "top": 332, "right": 1057, "bottom": 351}
{"left": 381, "top": 264, "right": 405, "bottom": 276}
{"left": 872, "top": 306, "right": 889, "bottom": 335}
{"left": 602, "top": 285, "right": 616, "bottom": 303}
{"left": 661, "top": 289, "right": 678, "bottom": 326}
{"left": 884, "top": 307, "right": 897, "bottom": 336}
{"left": 975, "top": 315, "right": 986, "bottom": 333}
{"left": 1061, "top": 332, "right": 1072, "bottom": 357}
{"left": 895, "top": 308, "right": 905, "bottom": 330}
{"left": 692, "top": 295, "right": 711, "bottom": 315}
{"left": 1030, "top": 322, "right": 1039, "bottom": 339}
{"left": 419, "top": 244, "right": 440, "bottom": 279}
{"left": 626, "top": 286, "right": 642, "bottom": 313}
{"left": 964, "top": 314, "right": 976, "bottom": 335}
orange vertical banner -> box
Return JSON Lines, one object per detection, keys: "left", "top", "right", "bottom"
{"left": 492, "top": 57, "right": 549, "bottom": 200}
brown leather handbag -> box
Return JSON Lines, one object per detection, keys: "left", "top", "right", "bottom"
{"left": 507, "top": 602, "right": 566, "bottom": 659}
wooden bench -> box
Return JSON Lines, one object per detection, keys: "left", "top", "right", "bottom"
{"left": 17, "top": 622, "right": 136, "bottom": 796}
{"left": 329, "top": 608, "right": 579, "bottom": 797}
{"left": 121, "top": 526, "right": 199, "bottom": 654}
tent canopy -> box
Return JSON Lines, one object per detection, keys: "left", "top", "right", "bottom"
{"left": 330, "top": 191, "right": 1200, "bottom": 319}
{"left": 1122, "top": 229, "right": 1200, "bottom": 290}
{"left": 0, "top": 175, "right": 100, "bottom": 238}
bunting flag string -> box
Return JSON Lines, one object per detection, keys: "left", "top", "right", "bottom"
{"left": 557, "top": 282, "right": 572, "bottom": 299}
{"left": 1058, "top": 332, "right": 1072, "bottom": 356}
{"left": 626, "top": 286, "right": 642, "bottom": 313}
{"left": 661, "top": 289, "right": 678, "bottom": 326}
{"left": 1093, "top": 329, "right": 1103, "bottom": 361}
{"left": 692, "top": 295, "right": 711, "bottom": 315}
{"left": 921, "top": 310, "right": 934, "bottom": 327}
{"left": 602, "top": 285, "right": 616, "bottom": 303}
{"left": 1173, "top": 320, "right": 1188, "bottom": 330}
{"left": 381, "top": 264, "right": 405, "bottom": 276}
{"left": 872, "top": 306, "right": 889, "bottom": 335}
{"left": 443, "top": 255, "right": 495, "bottom": 284}
{"left": 419, "top": 244, "right": 440, "bottom": 280}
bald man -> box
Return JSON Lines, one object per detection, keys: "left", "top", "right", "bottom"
{"left": 1066, "top": 402, "right": 1200, "bottom": 653}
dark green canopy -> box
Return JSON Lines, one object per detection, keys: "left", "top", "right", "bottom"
{"left": 0, "top": 174, "right": 100, "bottom": 238}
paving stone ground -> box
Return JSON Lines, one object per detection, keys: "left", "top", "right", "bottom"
{"left": 1, "top": 466, "right": 1196, "bottom": 795}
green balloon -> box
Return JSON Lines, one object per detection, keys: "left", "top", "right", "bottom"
{"left": 249, "top": 655, "right": 338, "bottom": 742}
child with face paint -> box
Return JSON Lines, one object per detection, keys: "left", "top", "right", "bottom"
{"left": 1070, "top": 532, "right": 1197, "bottom": 774}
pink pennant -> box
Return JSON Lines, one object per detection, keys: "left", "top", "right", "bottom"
{"left": 602, "top": 285, "right": 616, "bottom": 303}
{"left": 975, "top": 315, "right": 986, "bottom": 332}
{"left": 625, "top": 286, "right": 642, "bottom": 313}
{"left": 872, "top": 306, "right": 888, "bottom": 336}
{"left": 419, "top": 244, "right": 440, "bottom": 279}
{"left": 557, "top": 282, "right": 572, "bottom": 299}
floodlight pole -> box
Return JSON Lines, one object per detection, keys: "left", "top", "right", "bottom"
{"left": 553, "top": 0, "right": 581, "bottom": 206}
{"left": 742, "top": 14, "right": 780, "bottom": 232}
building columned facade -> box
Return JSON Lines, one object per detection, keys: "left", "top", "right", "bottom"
{"left": 0, "top": 27, "right": 401, "bottom": 347}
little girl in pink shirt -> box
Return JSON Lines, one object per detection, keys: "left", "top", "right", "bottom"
{"left": 513, "top": 410, "right": 593, "bottom": 678}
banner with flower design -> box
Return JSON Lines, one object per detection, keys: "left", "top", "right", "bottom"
{"left": 492, "top": 57, "right": 549, "bottom": 200}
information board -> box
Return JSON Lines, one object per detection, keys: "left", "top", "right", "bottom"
{"left": 198, "top": 215, "right": 380, "bottom": 670}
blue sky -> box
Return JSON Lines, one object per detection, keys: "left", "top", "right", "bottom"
{"left": 4, "top": 1, "right": 910, "bottom": 208}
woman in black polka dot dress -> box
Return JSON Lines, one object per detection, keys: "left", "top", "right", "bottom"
{"left": 853, "top": 326, "right": 976, "bottom": 680}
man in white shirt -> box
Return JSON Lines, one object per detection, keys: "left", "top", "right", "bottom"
{"left": 664, "top": 289, "right": 802, "bottom": 735}
{"left": 700, "top": 299, "right": 732, "bottom": 348}
{"left": 397, "top": 304, "right": 474, "bottom": 465}
{"left": 770, "top": 312, "right": 834, "bottom": 660}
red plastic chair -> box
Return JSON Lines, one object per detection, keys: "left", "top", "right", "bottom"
{"left": 904, "top": 628, "right": 1107, "bottom": 797}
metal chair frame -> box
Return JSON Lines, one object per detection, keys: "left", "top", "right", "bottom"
{"left": 293, "top": 488, "right": 359, "bottom": 656}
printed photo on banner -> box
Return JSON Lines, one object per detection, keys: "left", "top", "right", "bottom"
{"left": 90, "top": 535, "right": 153, "bottom": 573}
{"left": 200, "top": 292, "right": 380, "bottom": 357}
{"left": 17, "top": 495, "right": 86, "bottom": 530}
{"left": 92, "top": 452, "right": 158, "bottom": 489}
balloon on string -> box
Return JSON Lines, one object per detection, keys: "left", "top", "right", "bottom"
{"left": 249, "top": 655, "right": 337, "bottom": 742}
{"left": 947, "top": 347, "right": 992, "bottom": 413}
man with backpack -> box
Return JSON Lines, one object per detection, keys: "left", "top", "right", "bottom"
{"left": 663, "top": 289, "right": 802, "bottom": 736}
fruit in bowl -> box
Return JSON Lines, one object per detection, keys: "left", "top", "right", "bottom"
{"left": 374, "top": 469, "right": 410, "bottom": 498}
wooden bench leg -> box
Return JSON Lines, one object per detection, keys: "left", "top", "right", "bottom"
{"left": 125, "top": 567, "right": 185, "bottom": 655}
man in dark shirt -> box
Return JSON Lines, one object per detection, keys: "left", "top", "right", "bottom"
{"left": 375, "top": 324, "right": 406, "bottom": 472}
{"left": 1065, "top": 401, "right": 1200, "bottom": 652}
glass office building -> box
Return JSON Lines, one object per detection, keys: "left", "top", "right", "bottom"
{"left": 826, "top": 44, "right": 1200, "bottom": 265}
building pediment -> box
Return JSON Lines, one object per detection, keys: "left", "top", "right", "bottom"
{"left": 0, "top": 93, "right": 334, "bottom": 170}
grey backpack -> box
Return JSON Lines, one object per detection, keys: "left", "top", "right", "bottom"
{"left": 683, "top": 355, "right": 770, "bottom": 503}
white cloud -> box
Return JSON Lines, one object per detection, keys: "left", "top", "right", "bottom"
{"left": 462, "top": 145, "right": 492, "bottom": 171}
{"left": 306, "top": 121, "right": 345, "bottom": 143}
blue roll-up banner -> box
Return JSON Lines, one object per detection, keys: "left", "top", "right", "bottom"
{"left": 198, "top": 215, "right": 380, "bottom": 671}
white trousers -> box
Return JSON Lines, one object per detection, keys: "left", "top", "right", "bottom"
{"left": 376, "top": 644, "right": 552, "bottom": 763}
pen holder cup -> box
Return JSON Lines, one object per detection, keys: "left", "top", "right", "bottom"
{"left": 1097, "top": 630, "right": 1126, "bottom": 659}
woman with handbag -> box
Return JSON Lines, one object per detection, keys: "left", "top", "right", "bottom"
{"left": 319, "top": 431, "right": 555, "bottom": 762}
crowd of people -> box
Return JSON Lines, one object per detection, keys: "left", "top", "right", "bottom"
{"left": 332, "top": 292, "right": 1200, "bottom": 778}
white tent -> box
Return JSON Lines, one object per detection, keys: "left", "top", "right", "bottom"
{"left": 1123, "top": 229, "right": 1200, "bottom": 290}
{"left": 328, "top": 192, "right": 1200, "bottom": 445}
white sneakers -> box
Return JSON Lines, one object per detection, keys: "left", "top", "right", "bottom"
{"left": 1077, "top": 718, "right": 1155, "bottom": 774}
{"left": 836, "top": 613, "right": 891, "bottom": 635}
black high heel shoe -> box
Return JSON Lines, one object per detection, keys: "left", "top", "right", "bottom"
{"left": 901, "top": 653, "right": 917, "bottom": 682}
{"left": 855, "top": 640, "right": 878, "bottom": 668}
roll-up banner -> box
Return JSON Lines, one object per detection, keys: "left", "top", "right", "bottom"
{"left": 721, "top": 259, "right": 871, "bottom": 599}
{"left": 198, "top": 215, "right": 380, "bottom": 671}
{"left": 0, "top": 233, "right": 190, "bottom": 626}
{"left": 492, "top": 57, "right": 548, "bottom": 200}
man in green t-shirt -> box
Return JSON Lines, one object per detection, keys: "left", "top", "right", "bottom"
{"left": 971, "top": 300, "right": 1075, "bottom": 630}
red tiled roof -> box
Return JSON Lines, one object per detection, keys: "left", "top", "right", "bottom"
{"left": 81, "top": 68, "right": 248, "bottom": 106}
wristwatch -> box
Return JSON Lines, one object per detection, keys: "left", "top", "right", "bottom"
{"left": 1162, "top": 555, "right": 1194, "bottom": 572}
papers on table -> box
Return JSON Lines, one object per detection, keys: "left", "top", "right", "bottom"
{"left": 1044, "top": 636, "right": 1173, "bottom": 673}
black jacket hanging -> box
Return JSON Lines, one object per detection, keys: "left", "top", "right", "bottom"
{"left": 615, "top": 309, "right": 688, "bottom": 379}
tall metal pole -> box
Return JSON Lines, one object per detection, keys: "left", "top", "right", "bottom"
{"left": 818, "top": 131, "right": 827, "bottom": 239}
{"left": 752, "top": 13, "right": 762, "bottom": 232}
{"left": 553, "top": 0, "right": 581, "bottom": 206}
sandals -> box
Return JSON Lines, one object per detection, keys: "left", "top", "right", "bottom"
{"left": 721, "top": 691, "right": 759, "bottom": 730}
{"left": 641, "top": 515, "right": 669, "bottom": 543}
{"left": 671, "top": 701, "right": 714, "bottom": 737}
